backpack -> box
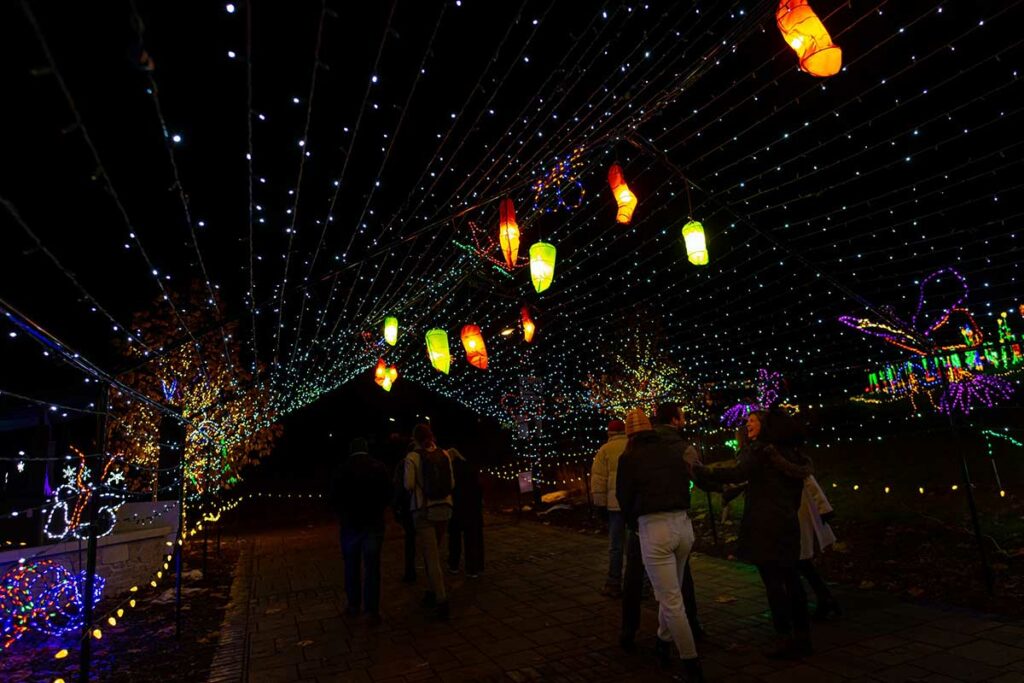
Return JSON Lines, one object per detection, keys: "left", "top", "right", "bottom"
{"left": 418, "top": 448, "right": 453, "bottom": 502}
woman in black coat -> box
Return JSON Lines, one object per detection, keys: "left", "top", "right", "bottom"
{"left": 692, "top": 409, "right": 813, "bottom": 659}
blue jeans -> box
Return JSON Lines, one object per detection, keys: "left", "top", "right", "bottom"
{"left": 607, "top": 510, "right": 626, "bottom": 585}
{"left": 340, "top": 527, "right": 384, "bottom": 614}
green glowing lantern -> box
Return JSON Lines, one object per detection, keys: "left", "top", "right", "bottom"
{"left": 383, "top": 316, "right": 398, "bottom": 346}
{"left": 681, "top": 220, "right": 708, "bottom": 266}
{"left": 529, "top": 241, "right": 557, "bottom": 293}
{"left": 425, "top": 328, "right": 451, "bottom": 374}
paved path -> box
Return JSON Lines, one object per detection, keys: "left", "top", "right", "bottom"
{"left": 211, "top": 515, "right": 1024, "bottom": 682}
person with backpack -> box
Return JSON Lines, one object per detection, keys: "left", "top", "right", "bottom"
{"left": 329, "top": 437, "right": 393, "bottom": 621}
{"left": 403, "top": 423, "right": 455, "bottom": 619}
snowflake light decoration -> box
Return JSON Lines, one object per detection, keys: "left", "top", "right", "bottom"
{"left": 44, "top": 446, "right": 124, "bottom": 541}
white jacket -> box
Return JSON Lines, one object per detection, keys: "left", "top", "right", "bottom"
{"left": 590, "top": 433, "right": 628, "bottom": 511}
{"left": 799, "top": 475, "right": 836, "bottom": 560}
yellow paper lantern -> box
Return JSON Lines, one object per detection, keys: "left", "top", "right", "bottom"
{"left": 382, "top": 366, "right": 398, "bottom": 392}
{"left": 498, "top": 198, "right": 520, "bottom": 268}
{"left": 682, "top": 220, "right": 708, "bottom": 266}
{"left": 461, "top": 325, "right": 488, "bottom": 370}
{"left": 529, "top": 242, "right": 557, "bottom": 293}
{"left": 776, "top": 0, "right": 842, "bottom": 77}
{"left": 607, "top": 163, "right": 637, "bottom": 224}
{"left": 425, "top": 329, "right": 451, "bottom": 374}
{"left": 383, "top": 316, "right": 398, "bottom": 346}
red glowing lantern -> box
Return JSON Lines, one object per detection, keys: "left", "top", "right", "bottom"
{"left": 460, "top": 325, "right": 488, "bottom": 370}
{"left": 776, "top": 0, "right": 842, "bottom": 78}
{"left": 521, "top": 306, "right": 536, "bottom": 343}
{"left": 607, "top": 163, "right": 637, "bottom": 224}
{"left": 373, "top": 358, "right": 387, "bottom": 386}
{"left": 498, "top": 198, "right": 520, "bottom": 268}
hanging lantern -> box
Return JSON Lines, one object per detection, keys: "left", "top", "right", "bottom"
{"left": 776, "top": 0, "right": 842, "bottom": 77}
{"left": 382, "top": 365, "right": 398, "bottom": 392}
{"left": 682, "top": 220, "right": 709, "bottom": 266}
{"left": 383, "top": 316, "right": 398, "bottom": 346}
{"left": 425, "top": 329, "right": 451, "bottom": 374}
{"left": 373, "top": 358, "right": 387, "bottom": 386}
{"left": 521, "top": 306, "right": 536, "bottom": 343}
{"left": 607, "top": 163, "right": 637, "bottom": 224}
{"left": 529, "top": 242, "right": 557, "bottom": 293}
{"left": 498, "top": 198, "right": 520, "bottom": 269}
{"left": 460, "top": 325, "right": 488, "bottom": 370}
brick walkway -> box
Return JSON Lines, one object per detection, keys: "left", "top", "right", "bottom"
{"left": 211, "top": 515, "right": 1024, "bottom": 682}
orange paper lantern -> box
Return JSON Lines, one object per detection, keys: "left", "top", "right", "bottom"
{"left": 607, "top": 163, "right": 637, "bottom": 224}
{"left": 776, "top": 0, "right": 842, "bottom": 77}
{"left": 521, "top": 306, "right": 536, "bottom": 343}
{"left": 373, "top": 358, "right": 387, "bottom": 386}
{"left": 498, "top": 198, "right": 520, "bottom": 268}
{"left": 460, "top": 324, "right": 488, "bottom": 370}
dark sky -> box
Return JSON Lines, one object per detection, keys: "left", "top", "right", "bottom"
{"left": 2, "top": 1, "right": 1022, "bottom": 446}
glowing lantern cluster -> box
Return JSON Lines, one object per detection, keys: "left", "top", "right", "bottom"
{"left": 682, "top": 220, "right": 708, "bottom": 266}
{"left": 498, "top": 198, "right": 520, "bottom": 268}
{"left": 373, "top": 359, "right": 398, "bottom": 391}
{"left": 460, "top": 325, "right": 488, "bottom": 370}
{"left": 607, "top": 163, "right": 637, "bottom": 224}
{"left": 383, "top": 316, "right": 398, "bottom": 346}
{"left": 776, "top": 0, "right": 842, "bottom": 77}
{"left": 529, "top": 242, "right": 557, "bottom": 293}
{"left": 521, "top": 306, "right": 536, "bottom": 343}
{"left": 425, "top": 329, "right": 451, "bottom": 374}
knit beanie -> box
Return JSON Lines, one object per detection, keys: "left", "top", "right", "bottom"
{"left": 624, "top": 409, "right": 653, "bottom": 436}
{"left": 607, "top": 418, "right": 626, "bottom": 433}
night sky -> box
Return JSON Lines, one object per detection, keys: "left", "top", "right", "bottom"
{"left": 2, "top": 1, "right": 1022, "bottom": 461}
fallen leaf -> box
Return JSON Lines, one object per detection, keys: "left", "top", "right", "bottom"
{"left": 858, "top": 580, "right": 875, "bottom": 590}
{"left": 297, "top": 640, "right": 314, "bottom": 647}
{"left": 714, "top": 595, "right": 738, "bottom": 604}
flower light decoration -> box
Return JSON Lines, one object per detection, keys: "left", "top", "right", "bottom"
{"left": 721, "top": 368, "right": 784, "bottom": 427}
{"left": 607, "top": 163, "right": 637, "bottom": 224}
{"left": 531, "top": 147, "right": 586, "bottom": 213}
{"left": 43, "top": 446, "right": 124, "bottom": 541}
{"left": 775, "top": 0, "right": 842, "bottom": 77}
{"left": 0, "top": 560, "right": 105, "bottom": 649}
{"left": 840, "top": 268, "right": 1016, "bottom": 415}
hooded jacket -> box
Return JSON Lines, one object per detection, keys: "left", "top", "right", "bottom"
{"left": 590, "top": 432, "right": 628, "bottom": 511}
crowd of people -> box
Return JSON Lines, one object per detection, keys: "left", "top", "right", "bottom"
{"left": 591, "top": 403, "right": 840, "bottom": 681}
{"left": 328, "top": 422, "right": 484, "bottom": 623}
{"left": 327, "top": 408, "right": 837, "bottom": 682}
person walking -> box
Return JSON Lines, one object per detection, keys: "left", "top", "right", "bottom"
{"left": 404, "top": 423, "right": 455, "bottom": 619}
{"left": 653, "top": 403, "right": 705, "bottom": 640}
{"left": 329, "top": 437, "right": 393, "bottom": 621}
{"left": 616, "top": 409, "right": 704, "bottom": 681}
{"left": 590, "top": 418, "right": 628, "bottom": 597}
{"left": 799, "top": 475, "right": 841, "bottom": 619}
{"left": 392, "top": 454, "right": 418, "bottom": 584}
{"left": 447, "top": 446, "right": 484, "bottom": 578}
{"left": 692, "top": 410, "right": 814, "bottom": 659}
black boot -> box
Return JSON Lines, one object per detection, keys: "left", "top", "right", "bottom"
{"left": 654, "top": 637, "right": 672, "bottom": 668}
{"left": 682, "top": 657, "right": 705, "bottom": 683}
{"left": 689, "top": 620, "right": 707, "bottom": 642}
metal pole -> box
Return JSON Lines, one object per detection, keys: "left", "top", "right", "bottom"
{"left": 583, "top": 463, "right": 593, "bottom": 520}
{"left": 175, "top": 432, "right": 185, "bottom": 638}
{"left": 960, "top": 452, "right": 995, "bottom": 595}
{"left": 79, "top": 385, "right": 108, "bottom": 683}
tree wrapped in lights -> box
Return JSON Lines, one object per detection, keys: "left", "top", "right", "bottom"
{"left": 108, "top": 282, "right": 281, "bottom": 497}
{"left": 582, "top": 317, "right": 705, "bottom": 419}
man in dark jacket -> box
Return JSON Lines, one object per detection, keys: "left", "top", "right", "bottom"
{"left": 330, "top": 437, "right": 393, "bottom": 620}
{"left": 447, "top": 447, "right": 484, "bottom": 577}
{"left": 616, "top": 410, "right": 704, "bottom": 681}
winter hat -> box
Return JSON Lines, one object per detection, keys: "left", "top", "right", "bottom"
{"left": 349, "top": 437, "right": 369, "bottom": 455}
{"left": 607, "top": 419, "right": 626, "bottom": 433}
{"left": 412, "top": 423, "right": 436, "bottom": 448}
{"left": 624, "top": 409, "right": 653, "bottom": 436}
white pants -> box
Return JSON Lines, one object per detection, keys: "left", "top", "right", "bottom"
{"left": 637, "top": 510, "right": 697, "bottom": 659}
